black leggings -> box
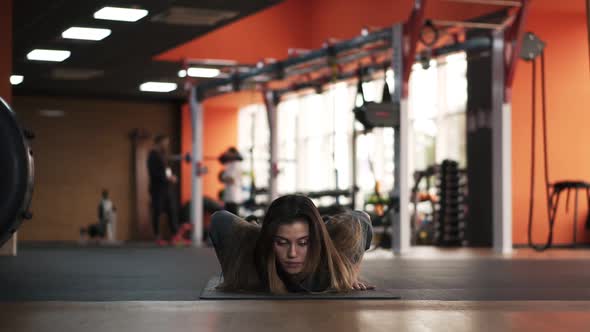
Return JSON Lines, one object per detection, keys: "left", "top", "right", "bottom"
{"left": 150, "top": 190, "right": 179, "bottom": 237}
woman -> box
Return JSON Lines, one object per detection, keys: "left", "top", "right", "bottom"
{"left": 210, "top": 194, "right": 373, "bottom": 294}
{"left": 218, "top": 147, "right": 243, "bottom": 215}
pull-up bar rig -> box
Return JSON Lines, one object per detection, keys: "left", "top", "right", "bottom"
{"left": 185, "top": 0, "right": 530, "bottom": 255}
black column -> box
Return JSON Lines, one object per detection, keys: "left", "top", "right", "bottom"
{"left": 465, "top": 29, "right": 493, "bottom": 247}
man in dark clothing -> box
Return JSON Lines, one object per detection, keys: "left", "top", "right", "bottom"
{"left": 147, "top": 135, "right": 179, "bottom": 245}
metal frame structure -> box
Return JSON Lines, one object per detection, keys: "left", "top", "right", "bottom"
{"left": 185, "top": 0, "right": 530, "bottom": 254}
{"left": 495, "top": 0, "right": 530, "bottom": 254}
{"left": 189, "top": 86, "right": 205, "bottom": 247}
{"left": 263, "top": 89, "right": 279, "bottom": 201}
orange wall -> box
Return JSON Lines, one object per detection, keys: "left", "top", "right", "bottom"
{"left": 169, "top": 0, "right": 505, "bottom": 210}
{"left": 157, "top": 0, "right": 311, "bottom": 63}
{"left": 180, "top": 104, "right": 191, "bottom": 205}
{"left": 181, "top": 98, "right": 248, "bottom": 205}
{"left": 158, "top": 0, "right": 501, "bottom": 63}
{"left": 165, "top": 0, "right": 309, "bottom": 208}
{"left": 512, "top": 9, "right": 590, "bottom": 245}
{"left": 0, "top": 0, "right": 12, "bottom": 103}
{"left": 169, "top": 1, "right": 590, "bottom": 245}
{"left": 307, "top": 0, "right": 498, "bottom": 47}
{"left": 181, "top": 92, "right": 262, "bottom": 206}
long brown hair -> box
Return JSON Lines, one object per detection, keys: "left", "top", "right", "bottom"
{"left": 325, "top": 212, "right": 367, "bottom": 265}
{"left": 254, "top": 195, "right": 357, "bottom": 294}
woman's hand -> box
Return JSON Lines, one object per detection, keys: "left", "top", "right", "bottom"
{"left": 352, "top": 281, "right": 375, "bottom": 291}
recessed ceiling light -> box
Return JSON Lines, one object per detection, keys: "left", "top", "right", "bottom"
{"left": 199, "top": 59, "right": 237, "bottom": 66}
{"left": 10, "top": 75, "right": 23, "bottom": 85}
{"left": 27, "top": 49, "right": 71, "bottom": 62}
{"left": 94, "top": 7, "right": 149, "bottom": 22}
{"left": 178, "top": 69, "right": 187, "bottom": 78}
{"left": 39, "top": 109, "right": 66, "bottom": 118}
{"left": 139, "top": 82, "right": 177, "bottom": 93}
{"left": 186, "top": 67, "right": 220, "bottom": 78}
{"left": 62, "top": 27, "right": 111, "bottom": 41}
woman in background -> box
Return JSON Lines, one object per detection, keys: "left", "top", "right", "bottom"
{"left": 218, "top": 147, "right": 243, "bottom": 215}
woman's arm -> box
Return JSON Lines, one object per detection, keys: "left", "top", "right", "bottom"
{"left": 210, "top": 210, "right": 241, "bottom": 255}
{"left": 210, "top": 210, "right": 262, "bottom": 291}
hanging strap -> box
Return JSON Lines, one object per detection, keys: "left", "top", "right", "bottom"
{"left": 356, "top": 67, "right": 366, "bottom": 104}
{"left": 382, "top": 66, "right": 392, "bottom": 103}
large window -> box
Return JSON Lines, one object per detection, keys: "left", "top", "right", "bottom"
{"left": 237, "top": 104, "right": 269, "bottom": 201}
{"left": 237, "top": 52, "right": 467, "bottom": 207}
{"left": 409, "top": 52, "right": 468, "bottom": 173}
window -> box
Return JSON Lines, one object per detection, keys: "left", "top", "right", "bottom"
{"left": 237, "top": 52, "right": 467, "bottom": 207}
{"left": 409, "top": 53, "right": 467, "bottom": 174}
{"left": 237, "top": 104, "right": 268, "bottom": 201}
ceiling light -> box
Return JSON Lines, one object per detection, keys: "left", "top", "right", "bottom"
{"left": 187, "top": 67, "right": 220, "bottom": 78}
{"left": 27, "top": 49, "right": 71, "bottom": 62}
{"left": 62, "top": 27, "right": 111, "bottom": 41}
{"left": 51, "top": 68, "right": 104, "bottom": 80}
{"left": 39, "top": 109, "right": 66, "bottom": 118}
{"left": 10, "top": 75, "right": 23, "bottom": 85}
{"left": 199, "top": 59, "right": 237, "bottom": 66}
{"left": 139, "top": 82, "right": 177, "bottom": 93}
{"left": 94, "top": 7, "right": 149, "bottom": 22}
{"left": 151, "top": 7, "right": 238, "bottom": 26}
{"left": 178, "top": 69, "right": 187, "bottom": 78}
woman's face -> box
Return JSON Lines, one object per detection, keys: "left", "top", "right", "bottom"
{"left": 272, "top": 220, "right": 309, "bottom": 275}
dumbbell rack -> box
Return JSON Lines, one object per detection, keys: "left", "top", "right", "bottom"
{"left": 433, "top": 160, "right": 468, "bottom": 247}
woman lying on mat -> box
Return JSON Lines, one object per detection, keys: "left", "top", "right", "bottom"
{"left": 210, "top": 194, "right": 374, "bottom": 294}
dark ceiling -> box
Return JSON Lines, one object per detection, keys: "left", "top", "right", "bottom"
{"left": 12, "top": 0, "right": 281, "bottom": 101}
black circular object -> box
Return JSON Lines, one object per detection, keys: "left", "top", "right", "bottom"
{"left": 0, "top": 98, "right": 34, "bottom": 246}
{"left": 419, "top": 20, "right": 439, "bottom": 47}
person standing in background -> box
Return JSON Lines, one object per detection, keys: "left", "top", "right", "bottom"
{"left": 79, "top": 189, "right": 116, "bottom": 244}
{"left": 219, "top": 147, "right": 243, "bottom": 215}
{"left": 147, "top": 135, "right": 179, "bottom": 246}
{"left": 98, "top": 189, "right": 117, "bottom": 242}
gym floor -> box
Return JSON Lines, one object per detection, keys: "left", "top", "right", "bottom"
{"left": 1, "top": 245, "right": 590, "bottom": 331}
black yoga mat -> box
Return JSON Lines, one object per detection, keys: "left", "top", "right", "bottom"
{"left": 200, "top": 276, "right": 401, "bottom": 300}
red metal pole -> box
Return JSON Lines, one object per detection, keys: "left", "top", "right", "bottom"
{"left": 402, "top": 0, "right": 428, "bottom": 98}
{"left": 504, "top": 0, "right": 531, "bottom": 103}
